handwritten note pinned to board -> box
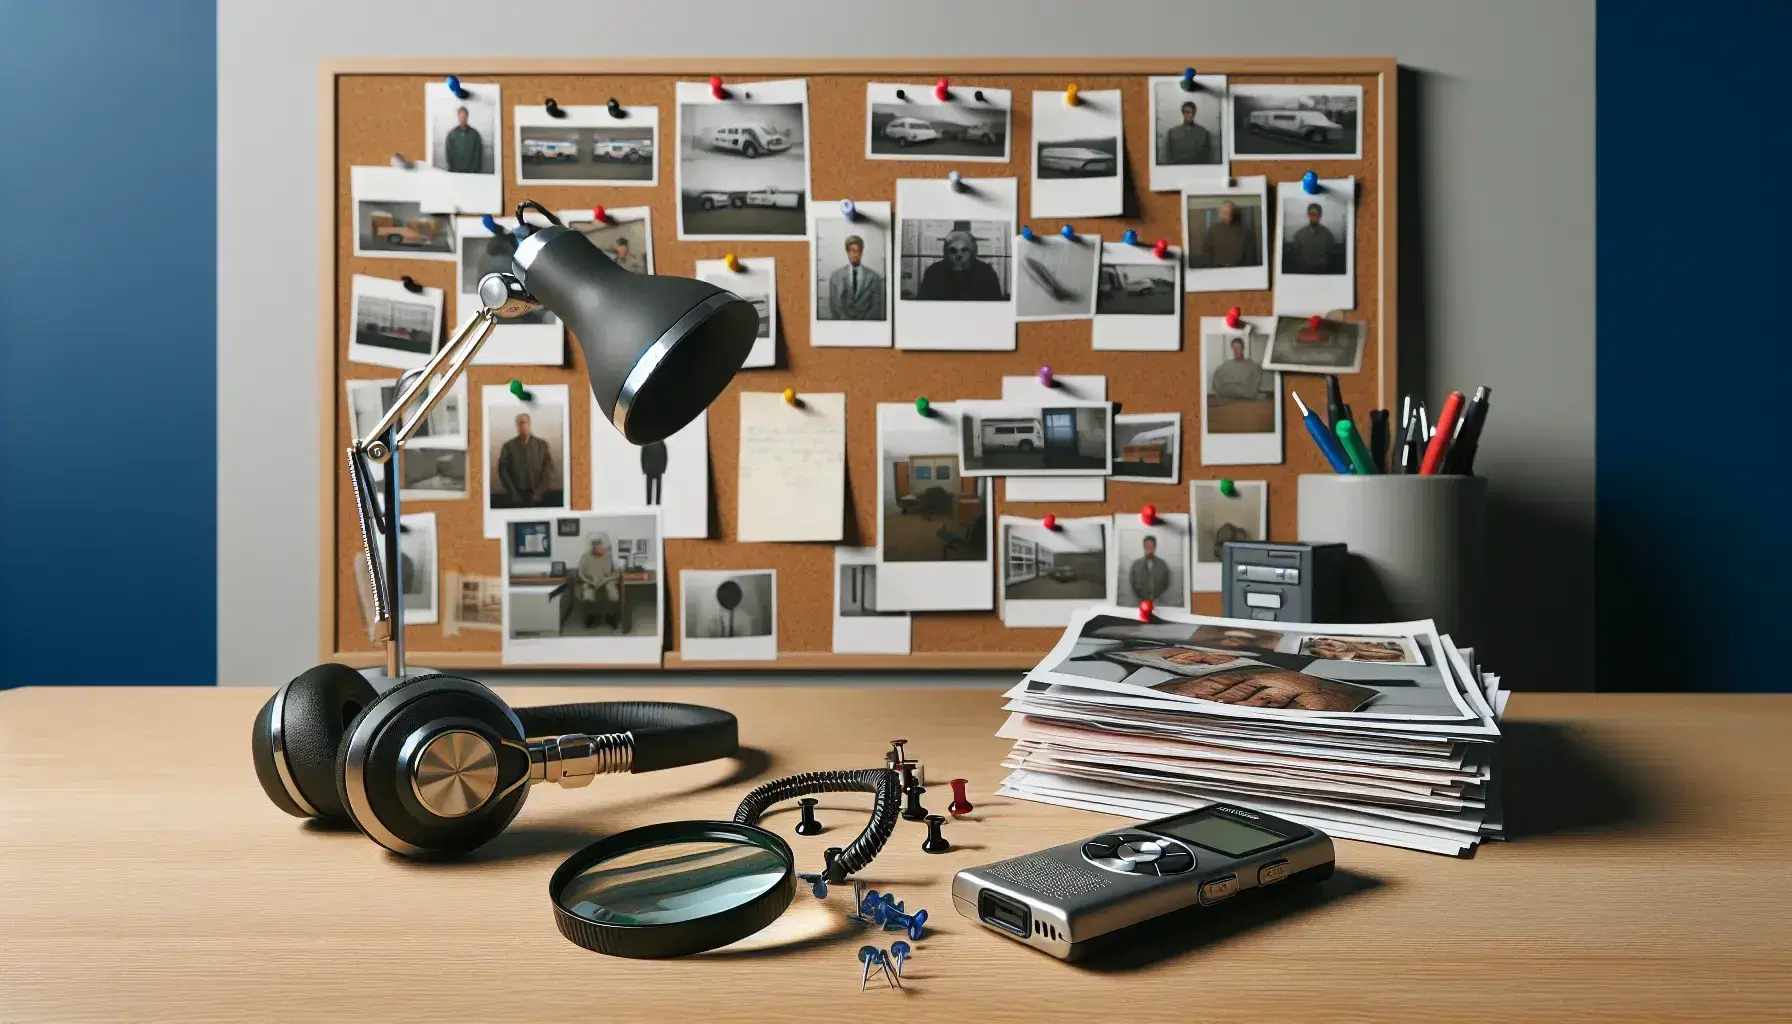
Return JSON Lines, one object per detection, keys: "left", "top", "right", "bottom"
{"left": 737, "top": 391, "right": 846, "bottom": 543}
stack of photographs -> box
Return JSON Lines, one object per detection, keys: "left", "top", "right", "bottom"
{"left": 994, "top": 606, "right": 1506, "bottom": 856}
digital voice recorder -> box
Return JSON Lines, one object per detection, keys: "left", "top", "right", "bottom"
{"left": 952, "top": 803, "right": 1334, "bottom": 960}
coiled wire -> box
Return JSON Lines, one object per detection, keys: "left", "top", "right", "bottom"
{"left": 733, "top": 768, "right": 900, "bottom": 882}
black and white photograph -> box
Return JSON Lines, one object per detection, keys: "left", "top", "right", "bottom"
{"left": 1001, "top": 374, "right": 1108, "bottom": 504}
{"left": 1001, "top": 516, "right": 1111, "bottom": 628}
{"left": 695, "top": 257, "right": 775, "bottom": 368}
{"left": 1031, "top": 87, "right": 1124, "bottom": 218}
{"left": 1273, "top": 177, "right": 1357, "bottom": 314}
{"left": 1228, "top": 84, "right": 1362, "bottom": 160}
{"left": 501, "top": 510, "right": 663, "bottom": 666}
{"left": 865, "top": 82, "right": 1012, "bottom": 162}
{"left": 399, "top": 448, "right": 467, "bottom": 501}
{"left": 832, "top": 546, "right": 911, "bottom": 655}
{"left": 1148, "top": 74, "right": 1228, "bottom": 191}
{"left": 397, "top": 511, "right": 438, "bottom": 625}
{"left": 1183, "top": 176, "right": 1270, "bottom": 293}
{"left": 957, "top": 399, "right": 1112, "bottom": 478}
{"left": 347, "top": 274, "right": 442, "bottom": 370}
{"left": 482, "top": 383, "right": 569, "bottom": 538}
{"left": 458, "top": 217, "right": 564, "bottom": 365}
{"left": 675, "top": 78, "right": 809, "bottom": 240}
{"left": 563, "top": 206, "right": 654, "bottom": 274}
{"left": 1015, "top": 231, "right": 1101, "bottom": 321}
{"left": 423, "top": 79, "right": 502, "bottom": 213}
{"left": 894, "top": 176, "right": 1018, "bottom": 350}
{"left": 350, "top": 166, "right": 456, "bottom": 261}
{"left": 1264, "top": 315, "right": 1366, "bottom": 375}
{"left": 1111, "top": 512, "right": 1189, "bottom": 612}
{"left": 1200, "top": 315, "right": 1283, "bottom": 466}
{"left": 810, "top": 199, "right": 892, "bottom": 348}
{"left": 515, "top": 103, "right": 658, "bottom": 186}
{"left": 1093, "top": 242, "right": 1182, "bottom": 351}
{"left": 591, "top": 407, "right": 709, "bottom": 539}
{"left": 345, "top": 374, "right": 467, "bottom": 453}
{"left": 1112, "top": 412, "right": 1181, "bottom": 483}
{"left": 680, "top": 569, "right": 777, "bottom": 661}
{"left": 874, "top": 402, "right": 994, "bottom": 612}
{"left": 1191, "top": 478, "right": 1267, "bottom": 591}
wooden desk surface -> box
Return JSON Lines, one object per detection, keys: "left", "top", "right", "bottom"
{"left": 3, "top": 687, "right": 1789, "bottom": 1023}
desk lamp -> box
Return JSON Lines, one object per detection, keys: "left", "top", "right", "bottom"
{"left": 352, "top": 201, "right": 758, "bottom": 686}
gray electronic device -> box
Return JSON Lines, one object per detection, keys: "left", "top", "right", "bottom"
{"left": 952, "top": 804, "right": 1334, "bottom": 961}
{"left": 1220, "top": 540, "right": 1348, "bottom": 622}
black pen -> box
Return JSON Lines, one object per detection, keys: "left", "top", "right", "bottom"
{"left": 1441, "top": 386, "right": 1492, "bottom": 475}
{"left": 1324, "top": 375, "right": 1352, "bottom": 432}
{"left": 1369, "top": 409, "right": 1390, "bottom": 473}
{"left": 1398, "top": 404, "right": 1425, "bottom": 474}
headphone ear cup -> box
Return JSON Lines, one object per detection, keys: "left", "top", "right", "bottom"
{"left": 251, "top": 663, "right": 376, "bottom": 822}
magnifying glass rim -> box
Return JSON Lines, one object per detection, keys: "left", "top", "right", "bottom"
{"left": 549, "top": 819, "right": 796, "bottom": 958}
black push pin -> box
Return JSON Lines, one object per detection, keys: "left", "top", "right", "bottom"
{"left": 823, "top": 846, "right": 846, "bottom": 883}
{"left": 897, "top": 760, "right": 919, "bottom": 794}
{"left": 901, "top": 785, "right": 930, "bottom": 822}
{"left": 399, "top": 275, "right": 424, "bottom": 294}
{"left": 895, "top": 88, "right": 908, "bottom": 101}
{"left": 922, "top": 814, "right": 951, "bottom": 854}
{"left": 795, "top": 797, "right": 823, "bottom": 836}
{"left": 887, "top": 738, "right": 908, "bottom": 768}
{"left": 974, "top": 89, "right": 987, "bottom": 103}
{"left": 544, "top": 97, "right": 565, "bottom": 118}
{"left": 607, "top": 97, "right": 625, "bottom": 119}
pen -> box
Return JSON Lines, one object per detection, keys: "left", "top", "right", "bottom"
{"left": 1398, "top": 406, "right": 1424, "bottom": 474}
{"left": 1441, "top": 386, "right": 1491, "bottom": 475}
{"left": 1336, "top": 419, "right": 1378, "bottom": 475}
{"left": 1369, "top": 409, "right": 1390, "bottom": 473}
{"left": 1324, "top": 375, "right": 1352, "bottom": 432}
{"left": 1293, "top": 391, "right": 1353, "bottom": 474}
{"left": 1419, "top": 391, "right": 1465, "bottom": 475}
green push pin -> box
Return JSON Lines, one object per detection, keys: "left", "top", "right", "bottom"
{"left": 509, "top": 379, "right": 532, "bottom": 402}
{"left": 915, "top": 396, "right": 931, "bottom": 417}
{"left": 1219, "top": 478, "right": 1238, "bottom": 498}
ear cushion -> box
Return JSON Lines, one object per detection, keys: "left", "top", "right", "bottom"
{"left": 266, "top": 663, "right": 377, "bottom": 822}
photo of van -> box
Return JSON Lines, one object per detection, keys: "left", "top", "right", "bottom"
{"left": 593, "top": 138, "right": 653, "bottom": 162}
{"left": 368, "top": 210, "right": 444, "bottom": 248}
{"left": 1246, "top": 108, "right": 1343, "bottom": 144}
{"left": 883, "top": 118, "right": 941, "bottom": 146}
{"left": 980, "top": 418, "right": 1043, "bottom": 452}
{"left": 520, "top": 138, "right": 578, "bottom": 162}
{"left": 706, "top": 124, "right": 790, "bottom": 158}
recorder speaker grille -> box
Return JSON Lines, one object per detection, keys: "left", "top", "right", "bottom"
{"left": 986, "top": 855, "right": 1110, "bottom": 898}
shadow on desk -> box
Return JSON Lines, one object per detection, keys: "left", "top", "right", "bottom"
{"left": 1075, "top": 867, "right": 1385, "bottom": 973}
{"left": 1498, "top": 721, "right": 1661, "bottom": 838}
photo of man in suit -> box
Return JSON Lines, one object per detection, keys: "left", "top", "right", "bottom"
{"left": 496, "top": 412, "right": 561, "bottom": 508}
{"left": 1128, "top": 534, "right": 1172, "bottom": 605}
{"left": 827, "top": 234, "right": 885, "bottom": 320}
{"left": 445, "top": 105, "right": 484, "bottom": 174}
{"left": 1160, "top": 100, "right": 1213, "bottom": 165}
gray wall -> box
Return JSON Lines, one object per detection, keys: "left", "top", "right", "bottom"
{"left": 218, "top": 0, "right": 1596, "bottom": 689}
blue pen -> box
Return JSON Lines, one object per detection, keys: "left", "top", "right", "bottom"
{"left": 1293, "top": 392, "right": 1353, "bottom": 473}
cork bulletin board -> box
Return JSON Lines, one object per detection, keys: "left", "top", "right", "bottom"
{"left": 319, "top": 58, "right": 1398, "bottom": 671}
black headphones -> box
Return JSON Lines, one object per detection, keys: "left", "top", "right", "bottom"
{"left": 251, "top": 664, "right": 738, "bottom": 858}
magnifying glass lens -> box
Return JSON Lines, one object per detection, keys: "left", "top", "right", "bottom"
{"left": 557, "top": 839, "right": 787, "bottom": 926}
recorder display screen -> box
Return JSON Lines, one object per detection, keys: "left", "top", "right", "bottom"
{"left": 1156, "top": 814, "right": 1287, "bottom": 856}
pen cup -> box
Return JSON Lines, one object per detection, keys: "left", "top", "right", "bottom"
{"left": 1296, "top": 474, "right": 1486, "bottom": 640}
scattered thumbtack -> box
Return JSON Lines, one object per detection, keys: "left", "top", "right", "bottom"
{"left": 1138, "top": 599, "right": 1155, "bottom": 622}
{"left": 795, "top": 797, "right": 823, "bottom": 836}
{"left": 1225, "top": 305, "right": 1243, "bottom": 329}
{"left": 1302, "top": 170, "right": 1321, "bottom": 194}
{"left": 858, "top": 945, "right": 883, "bottom": 992}
{"left": 1153, "top": 238, "right": 1170, "bottom": 259}
{"left": 783, "top": 388, "right": 802, "bottom": 408}
{"left": 481, "top": 214, "right": 504, "bottom": 235}
{"left": 878, "top": 948, "right": 903, "bottom": 989}
{"left": 1308, "top": 314, "right": 1324, "bottom": 330}
{"left": 400, "top": 275, "right": 424, "bottom": 294}
{"left": 1064, "top": 83, "right": 1080, "bottom": 106}
{"left": 948, "top": 777, "right": 973, "bottom": 815}
{"left": 724, "top": 252, "right": 741, "bottom": 272}
{"left": 914, "top": 396, "right": 932, "bottom": 417}
{"left": 901, "top": 785, "right": 930, "bottom": 822}
{"left": 1220, "top": 478, "right": 1238, "bottom": 498}
{"left": 922, "top": 814, "right": 951, "bottom": 854}
{"left": 848, "top": 880, "right": 872, "bottom": 922}
{"left": 1140, "top": 503, "right": 1158, "bottom": 525}
{"left": 1121, "top": 228, "right": 1139, "bottom": 246}
{"left": 883, "top": 907, "right": 929, "bottom": 941}
{"left": 446, "top": 75, "right": 468, "bottom": 99}
{"left": 796, "top": 871, "right": 829, "bottom": 899}
{"left": 508, "top": 379, "right": 532, "bottom": 402}
{"left": 947, "top": 170, "right": 965, "bottom": 192}
{"left": 1041, "top": 513, "right": 1058, "bottom": 531}
{"left": 590, "top": 205, "right": 609, "bottom": 224}
{"left": 823, "top": 846, "right": 845, "bottom": 882}
{"left": 1020, "top": 224, "right": 1035, "bottom": 242}
{"left": 606, "top": 97, "right": 625, "bottom": 119}
{"left": 840, "top": 198, "right": 858, "bottom": 220}
{"left": 973, "top": 89, "right": 987, "bottom": 103}
{"left": 544, "top": 97, "right": 564, "bottom": 118}
{"left": 935, "top": 77, "right": 952, "bottom": 101}
{"left": 1038, "top": 365, "right": 1054, "bottom": 386}
{"left": 709, "top": 75, "right": 727, "bottom": 100}
{"left": 890, "top": 940, "right": 912, "bottom": 976}
{"left": 1180, "top": 66, "right": 1198, "bottom": 91}
{"left": 887, "top": 738, "right": 908, "bottom": 767}
{"left": 1060, "top": 224, "right": 1076, "bottom": 240}
{"left": 897, "top": 759, "right": 919, "bottom": 794}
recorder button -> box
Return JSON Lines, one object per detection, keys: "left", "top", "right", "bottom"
{"left": 1082, "top": 840, "right": 1118, "bottom": 860}
{"left": 1258, "top": 860, "right": 1289, "bottom": 886}
{"left": 1157, "top": 851, "right": 1194, "bottom": 874}
{"left": 1198, "top": 875, "right": 1239, "bottom": 904}
{"left": 1116, "top": 841, "right": 1163, "bottom": 864}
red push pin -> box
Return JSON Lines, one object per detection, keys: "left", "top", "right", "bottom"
{"left": 935, "top": 77, "right": 952, "bottom": 101}
{"left": 1152, "top": 238, "right": 1170, "bottom": 259}
{"left": 1140, "top": 504, "right": 1157, "bottom": 525}
{"left": 1225, "top": 305, "right": 1242, "bottom": 329}
{"left": 1041, "top": 513, "right": 1058, "bottom": 531}
{"left": 947, "top": 778, "right": 973, "bottom": 816}
{"left": 590, "top": 205, "right": 609, "bottom": 224}
{"left": 709, "top": 75, "right": 727, "bottom": 100}
{"left": 1308, "top": 314, "right": 1324, "bottom": 330}
{"left": 1138, "top": 599, "right": 1155, "bottom": 622}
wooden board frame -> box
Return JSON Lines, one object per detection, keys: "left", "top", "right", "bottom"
{"left": 320, "top": 57, "right": 1398, "bottom": 671}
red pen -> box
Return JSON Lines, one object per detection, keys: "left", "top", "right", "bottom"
{"left": 1419, "top": 391, "right": 1465, "bottom": 475}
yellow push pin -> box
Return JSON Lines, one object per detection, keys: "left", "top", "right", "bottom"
{"left": 724, "top": 252, "right": 741, "bottom": 272}
{"left": 782, "top": 387, "right": 801, "bottom": 408}
{"left": 1064, "top": 83, "right": 1080, "bottom": 106}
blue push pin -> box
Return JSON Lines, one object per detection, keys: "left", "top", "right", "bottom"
{"left": 1020, "top": 225, "right": 1035, "bottom": 242}
{"left": 882, "top": 907, "right": 928, "bottom": 941}
{"left": 1060, "top": 224, "right": 1076, "bottom": 240}
{"left": 446, "top": 75, "right": 468, "bottom": 99}
{"left": 1122, "top": 228, "right": 1139, "bottom": 246}
{"left": 1180, "top": 66, "right": 1198, "bottom": 91}
{"left": 480, "top": 214, "right": 504, "bottom": 235}
{"left": 796, "top": 872, "right": 829, "bottom": 900}
{"left": 1302, "top": 170, "right": 1321, "bottom": 194}
{"left": 840, "top": 198, "right": 857, "bottom": 221}
{"left": 890, "top": 940, "right": 912, "bottom": 976}
{"left": 947, "top": 170, "right": 965, "bottom": 192}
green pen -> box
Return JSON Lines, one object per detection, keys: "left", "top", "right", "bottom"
{"left": 1335, "top": 419, "right": 1378, "bottom": 475}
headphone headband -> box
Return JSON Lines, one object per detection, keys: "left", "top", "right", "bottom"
{"left": 513, "top": 701, "right": 738, "bottom": 773}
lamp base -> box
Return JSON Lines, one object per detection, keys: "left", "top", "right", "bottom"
{"left": 358, "top": 665, "right": 441, "bottom": 693}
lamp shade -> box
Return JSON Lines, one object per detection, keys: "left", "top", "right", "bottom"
{"left": 511, "top": 226, "right": 759, "bottom": 445}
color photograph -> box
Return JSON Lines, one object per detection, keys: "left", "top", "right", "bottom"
{"left": 957, "top": 400, "right": 1112, "bottom": 477}
{"left": 347, "top": 274, "right": 441, "bottom": 370}
{"left": 1111, "top": 413, "right": 1180, "bottom": 483}
{"left": 1191, "top": 479, "right": 1267, "bottom": 591}
{"left": 1263, "top": 316, "right": 1365, "bottom": 374}
{"left": 1001, "top": 516, "right": 1111, "bottom": 627}
{"left": 1112, "top": 514, "right": 1189, "bottom": 611}
{"left": 516, "top": 104, "right": 658, "bottom": 186}
{"left": 502, "top": 511, "right": 663, "bottom": 665}
{"left": 874, "top": 402, "right": 994, "bottom": 612}
{"left": 564, "top": 206, "right": 653, "bottom": 274}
